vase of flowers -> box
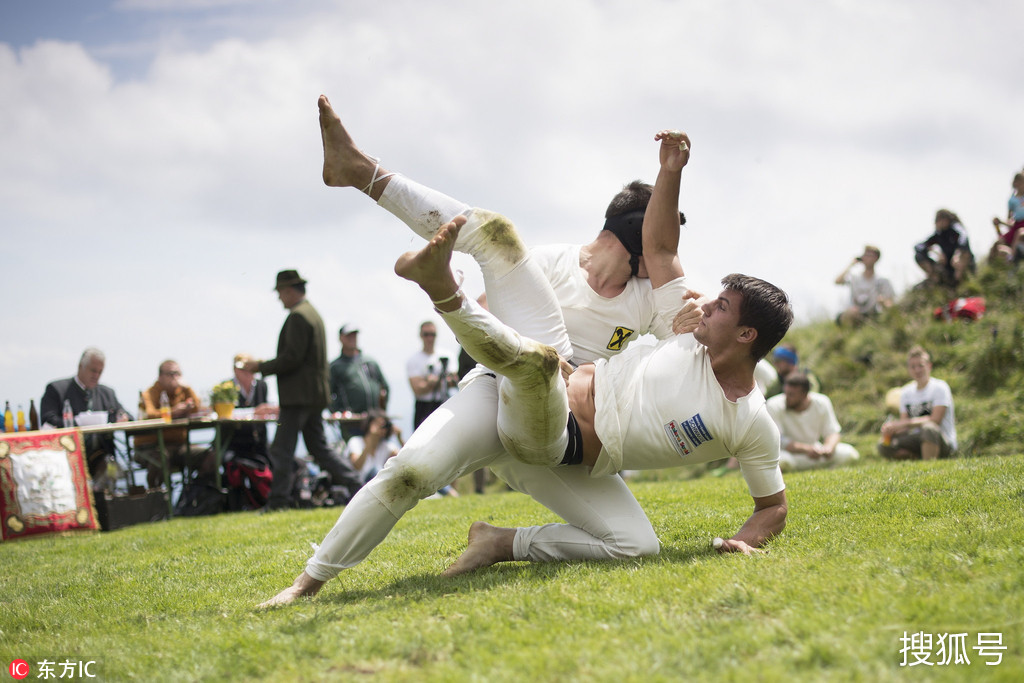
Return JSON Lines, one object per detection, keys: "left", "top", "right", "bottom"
{"left": 210, "top": 380, "right": 239, "bottom": 419}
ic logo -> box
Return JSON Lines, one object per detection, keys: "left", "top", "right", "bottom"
{"left": 9, "top": 660, "right": 30, "bottom": 680}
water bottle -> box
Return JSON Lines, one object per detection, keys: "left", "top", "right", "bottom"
{"left": 63, "top": 399, "right": 74, "bottom": 428}
{"left": 881, "top": 415, "right": 895, "bottom": 446}
{"left": 160, "top": 391, "right": 171, "bottom": 422}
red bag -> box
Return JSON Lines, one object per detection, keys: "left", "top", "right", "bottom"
{"left": 933, "top": 297, "right": 986, "bottom": 321}
{"left": 224, "top": 457, "right": 273, "bottom": 510}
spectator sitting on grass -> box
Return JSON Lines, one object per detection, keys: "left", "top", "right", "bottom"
{"left": 834, "top": 245, "right": 895, "bottom": 326}
{"left": 879, "top": 345, "right": 958, "bottom": 461}
{"left": 765, "top": 343, "right": 820, "bottom": 397}
{"left": 990, "top": 171, "right": 1024, "bottom": 263}
{"left": 914, "top": 209, "right": 974, "bottom": 288}
{"left": 767, "top": 373, "right": 859, "bottom": 472}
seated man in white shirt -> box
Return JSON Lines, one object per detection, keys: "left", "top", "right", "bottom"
{"left": 766, "top": 373, "right": 859, "bottom": 472}
{"left": 879, "top": 345, "right": 958, "bottom": 460}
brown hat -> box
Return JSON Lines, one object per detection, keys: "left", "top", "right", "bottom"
{"left": 274, "top": 269, "right": 307, "bottom": 290}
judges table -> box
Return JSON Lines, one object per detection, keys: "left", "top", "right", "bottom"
{"left": 78, "top": 418, "right": 192, "bottom": 517}
{"left": 80, "top": 412, "right": 365, "bottom": 518}
{"left": 82, "top": 414, "right": 276, "bottom": 515}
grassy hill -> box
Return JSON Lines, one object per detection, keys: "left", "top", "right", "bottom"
{"left": 779, "top": 257, "right": 1024, "bottom": 460}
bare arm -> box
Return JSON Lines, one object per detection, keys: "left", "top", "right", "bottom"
{"left": 818, "top": 431, "right": 842, "bottom": 457}
{"left": 834, "top": 258, "right": 860, "bottom": 285}
{"left": 348, "top": 434, "right": 380, "bottom": 471}
{"left": 409, "top": 374, "right": 441, "bottom": 398}
{"left": 642, "top": 130, "right": 689, "bottom": 289}
{"left": 884, "top": 405, "right": 946, "bottom": 436}
{"left": 717, "top": 489, "right": 788, "bottom": 555}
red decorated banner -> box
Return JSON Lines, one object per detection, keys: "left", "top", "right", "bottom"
{"left": 0, "top": 429, "right": 98, "bottom": 541}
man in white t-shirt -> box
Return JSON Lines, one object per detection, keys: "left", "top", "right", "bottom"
{"left": 767, "top": 373, "right": 859, "bottom": 471}
{"left": 406, "top": 320, "right": 457, "bottom": 429}
{"left": 879, "top": 345, "right": 957, "bottom": 460}
{"left": 834, "top": 245, "right": 895, "bottom": 326}
{"left": 259, "top": 96, "right": 790, "bottom": 607}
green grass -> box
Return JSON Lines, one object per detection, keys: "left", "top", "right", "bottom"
{"left": 2, "top": 457, "right": 1022, "bottom": 682}
{"left": 4, "top": 260, "right": 1021, "bottom": 681}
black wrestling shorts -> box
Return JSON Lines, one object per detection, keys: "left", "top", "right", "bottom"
{"left": 561, "top": 412, "right": 584, "bottom": 466}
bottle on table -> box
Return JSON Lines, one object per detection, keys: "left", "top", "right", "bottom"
{"left": 63, "top": 399, "right": 74, "bottom": 428}
{"left": 4, "top": 402, "right": 13, "bottom": 432}
{"left": 159, "top": 391, "right": 171, "bottom": 423}
{"left": 29, "top": 399, "right": 40, "bottom": 431}
{"left": 138, "top": 391, "right": 147, "bottom": 421}
{"left": 16, "top": 404, "right": 26, "bottom": 432}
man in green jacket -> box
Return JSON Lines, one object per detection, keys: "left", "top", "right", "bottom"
{"left": 246, "top": 270, "right": 363, "bottom": 511}
{"left": 329, "top": 323, "right": 390, "bottom": 438}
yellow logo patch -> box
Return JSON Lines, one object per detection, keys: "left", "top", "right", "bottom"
{"left": 606, "top": 326, "right": 635, "bottom": 351}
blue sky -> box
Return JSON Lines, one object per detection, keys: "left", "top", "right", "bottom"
{"left": 2, "top": 0, "right": 1023, "bottom": 437}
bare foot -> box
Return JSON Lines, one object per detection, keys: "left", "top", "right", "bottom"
{"left": 257, "top": 571, "right": 325, "bottom": 608}
{"left": 441, "top": 521, "right": 515, "bottom": 577}
{"left": 317, "top": 94, "right": 381, "bottom": 192}
{"left": 394, "top": 217, "right": 465, "bottom": 309}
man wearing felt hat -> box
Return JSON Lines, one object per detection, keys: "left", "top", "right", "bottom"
{"left": 244, "top": 269, "right": 363, "bottom": 510}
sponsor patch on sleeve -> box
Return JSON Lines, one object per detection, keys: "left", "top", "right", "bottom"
{"left": 664, "top": 414, "right": 713, "bottom": 458}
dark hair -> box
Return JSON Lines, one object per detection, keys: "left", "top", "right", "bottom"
{"left": 602, "top": 179, "right": 686, "bottom": 245}
{"left": 934, "top": 208, "right": 962, "bottom": 227}
{"left": 721, "top": 273, "right": 793, "bottom": 361}
{"left": 361, "top": 409, "right": 391, "bottom": 436}
{"left": 783, "top": 372, "right": 811, "bottom": 393}
{"left": 605, "top": 180, "right": 654, "bottom": 218}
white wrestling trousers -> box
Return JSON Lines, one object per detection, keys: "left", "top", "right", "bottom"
{"left": 378, "top": 175, "right": 570, "bottom": 352}
{"left": 303, "top": 178, "right": 658, "bottom": 581}
{"left": 383, "top": 174, "right": 574, "bottom": 465}
{"left": 305, "top": 372, "right": 658, "bottom": 580}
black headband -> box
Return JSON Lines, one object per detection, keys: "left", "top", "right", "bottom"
{"left": 603, "top": 210, "right": 646, "bottom": 276}
{"left": 603, "top": 209, "right": 686, "bottom": 276}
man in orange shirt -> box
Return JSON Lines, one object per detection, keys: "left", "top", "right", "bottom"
{"left": 134, "top": 359, "right": 213, "bottom": 488}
